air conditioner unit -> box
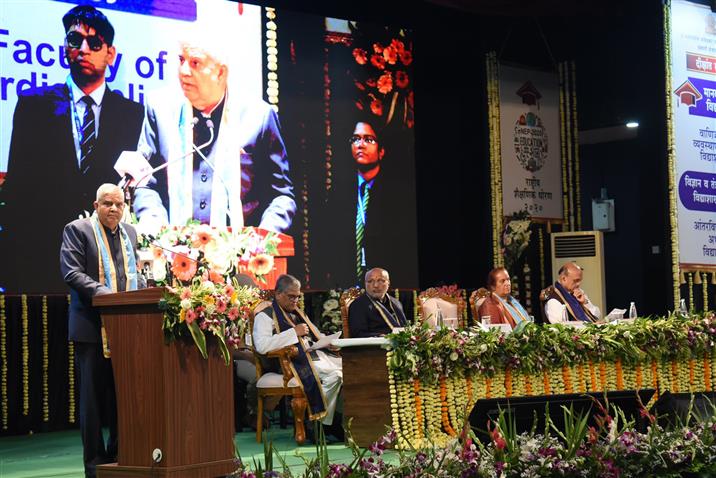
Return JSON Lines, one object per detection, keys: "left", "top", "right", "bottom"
{"left": 550, "top": 231, "right": 606, "bottom": 316}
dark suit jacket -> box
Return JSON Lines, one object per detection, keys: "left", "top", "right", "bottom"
{"left": 1, "top": 83, "right": 144, "bottom": 293}
{"left": 60, "top": 218, "right": 141, "bottom": 343}
{"left": 316, "top": 165, "right": 419, "bottom": 289}
{"left": 348, "top": 293, "right": 407, "bottom": 338}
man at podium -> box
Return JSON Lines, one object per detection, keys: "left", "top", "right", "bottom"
{"left": 60, "top": 184, "right": 144, "bottom": 478}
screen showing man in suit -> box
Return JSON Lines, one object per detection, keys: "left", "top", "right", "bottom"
{"left": 0, "top": 1, "right": 418, "bottom": 293}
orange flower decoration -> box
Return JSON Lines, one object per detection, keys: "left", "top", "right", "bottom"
{"left": 352, "top": 48, "right": 368, "bottom": 65}
{"left": 190, "top": 225, "right": 214, "bottom": 250}
{"left": 377, "top": 72, "right": 393, "bottom": 94}
{"left": 390, "top": 39, "right": 405, "bottom": 55}
{"left": 208, "top": 269, "right": 225, "bottom": 284}
{"left": 247, "top": 253, "right": 274, "bottom": 276}
{"left": 152, "top": 246, "right": 164, "bottom": 260}
{"left": 395, "top": 71, "right": 409, "bottom": 89}
{"left": 372, "top": 42, "right": 384, "bottom": 54}
{"left": 171, "top": 254, "right": 197, "bottom": 282}
{"left": 370, "top": 99, "right": 383, "bottom": 116}
{"left": 382, "top": 45, "right": 398, "bottom": 65}
{"left": 370, "top": 54, "right": 385, "bottom": 70}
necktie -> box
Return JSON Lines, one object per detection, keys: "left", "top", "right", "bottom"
{"left": 356, "top": 181, "right": 370, "bottom": 279}
{"left": 79, "top": 95, "right": 96, "bottom": 172}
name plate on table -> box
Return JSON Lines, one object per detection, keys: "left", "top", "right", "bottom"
{"left": 485, "top": 323, "right": 513, "bottom": 334}
{"left": 562, "top": 321, "right": 587, "bottom": 329}
{"left": 332, "top": 337, "right": 390, "bottom": 348}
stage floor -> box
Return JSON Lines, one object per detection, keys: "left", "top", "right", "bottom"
{"left": 0, "top": 428, "right": 369, "bottom": 478}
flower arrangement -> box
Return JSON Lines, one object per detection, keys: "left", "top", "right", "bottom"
{"left": 137, "top": 222, "right": 278, "bottom": 364}
{"left": 386, "top": 313, "right": 716, "bottom": 383}
{"left": 501, "top": 210, "right": 531, "bottom": 273}
{"left": 350, "top": 24, "right": 414, "bottom": 129}
{"left": 161, "top": 281, "right": 257, "bottom": 365}
{"left": 318, "top": 289, "right": 343, "bottom": 335}
{"left": 138, "top": 222, "right": 280, "bottom": 286}
{"left": 232, "top": 397, "right": 716, "bottom": 478}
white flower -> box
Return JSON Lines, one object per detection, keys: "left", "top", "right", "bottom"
{"left": 180, "top": 299, "right": 192, "bottom": 310}
{"left": 204, "top": 240, "right": 234, "bottom": 274}
{"left": 323, "top": 299, "right": 339, "bottom": 311}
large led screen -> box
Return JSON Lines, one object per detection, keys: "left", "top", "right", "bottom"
{"left": 0, "top": 0, "right": 418, "bottom": 292}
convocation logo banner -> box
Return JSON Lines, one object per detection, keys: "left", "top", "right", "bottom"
{"left": 499, "top": 65, "right": 563, "bottom": 220}
{"left": 671, "top": 0, "right": 716, "bottom": 267}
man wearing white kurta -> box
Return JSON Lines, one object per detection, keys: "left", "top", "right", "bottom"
{"left": 253, "top": 274, "right": 342, "bottom": 426}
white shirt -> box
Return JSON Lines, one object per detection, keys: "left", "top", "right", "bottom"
{"left": 545, "top": 296, "right": 601, "bottom": 323}
{"left": 253, "top": 309, "right": 299, "bottom": 355}
{"left": 67, "top": 76, "right": 106, "bottom": 166}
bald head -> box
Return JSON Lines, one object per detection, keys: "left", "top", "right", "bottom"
{"left": 557, "top": 262, "right": 583, "bottom": 293}
{"left": 365, "top": 267, "right": 390, "bottom": 300}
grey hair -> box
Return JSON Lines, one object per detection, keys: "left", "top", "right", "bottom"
{"left": 275, "top": 274, "right": 300, "bottom": 293}
{"left": 95, "top": 183, "right": 122, "bottom": 201}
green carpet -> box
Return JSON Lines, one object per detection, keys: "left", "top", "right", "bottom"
{"left": 0, "top": 428, "right": 365, "bottom": 478}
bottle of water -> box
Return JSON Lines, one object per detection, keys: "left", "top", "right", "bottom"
{"left": 679, "top": 298, "right": 689, "bottom": 318}
{"left": 436, "top": 307, "right": 444, "bottom": 328}
{"left": 628, "top": 302, "right": 637, "bottom": 319}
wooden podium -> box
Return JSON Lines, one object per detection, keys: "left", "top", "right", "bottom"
{"left": 93, "top": 288, "right": 235, "bottom": 478}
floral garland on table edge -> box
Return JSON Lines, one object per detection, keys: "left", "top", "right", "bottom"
{"left": 137, "top": 223, "right": 271, "bottom": 365}
{"left": 384, "top": 313, "right": 716, "bottom": 448}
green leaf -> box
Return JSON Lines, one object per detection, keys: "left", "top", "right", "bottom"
{"left": 187, "top": 320, "right": 208, "bottom": 359}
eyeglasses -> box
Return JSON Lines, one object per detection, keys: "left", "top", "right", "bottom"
{"left": 282, "top": 293, "right": 301, "bottom": 302}
{"left": 66, "top": 31, "right": 105, "bottom": 52}
{"left": 349, "top": 135, "right": 377, "bottom": 146}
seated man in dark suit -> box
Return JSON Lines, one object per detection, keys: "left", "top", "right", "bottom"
{"left": 348, "top": 267, "right": 407, "bottom": 337}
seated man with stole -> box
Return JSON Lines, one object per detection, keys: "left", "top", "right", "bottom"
{"left": 477, "top": 267, "right": 530, "bottom": 329}
{"left": 348, "top": 267, "right": 407, "bottom": 337}
{"left": 253, "top": 274, "right": 343, "bottom": 436}
{"left": 544, "top": 262, "right": 601, "bottom": 323}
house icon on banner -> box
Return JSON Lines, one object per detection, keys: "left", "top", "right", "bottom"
{"left": 674, "top": 79, "right": 702, "bottom": 107}
{"left": 516, "top": 81, "right": 542, "bottom": 108}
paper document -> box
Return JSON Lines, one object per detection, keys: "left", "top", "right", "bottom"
{"left": 307, "top": 331, "right": 342, "bottom": 351}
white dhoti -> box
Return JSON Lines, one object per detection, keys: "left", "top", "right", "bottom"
{"left": 313, "top": 351, "right": 343, "bottom": 425}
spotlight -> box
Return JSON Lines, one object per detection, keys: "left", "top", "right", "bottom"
{"left": 625, "top": 121, "right": 639, "bottom": 128}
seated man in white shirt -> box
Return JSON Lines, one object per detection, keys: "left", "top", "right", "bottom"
{"left": 544, "top": 262, "right": 601, "bottom": 323}
{"left": 253, "top": 274, "right": 342, "bottom": 435}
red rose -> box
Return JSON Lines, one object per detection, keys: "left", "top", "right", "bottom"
{"left": 399, "top": 50, "right": 413, "bottom": 66}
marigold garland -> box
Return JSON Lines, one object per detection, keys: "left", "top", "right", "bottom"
{"left": 22, "top": 294, "right": 29, "bottom": 416}
{"left": 42, "top": 296, "right": 49, "bottom": 422}
{"left": 486, "top": 51, "right": 504, "bottom": 267}
{"left": 703, "top": 272, "right": 709, "bottom": 312}
{"left": 687, "top": 272, "right": 694, "bottom": 312}
{"left": 705, "top": 353, "right": 712, "bottom": 392}
{"left": 570, "top": 61, "right": 582, "bottom": 230}
{"left": 538, "top": 227, "right": 546, "bottom": 289}
{"left": 1, "top": 295, "right": 7, "bottom": 430}
{"left": 559, "top": 62, "right": 570, "bottom": 230}
{"left": 664, "top": 2, "right": 680, "bottom": 307}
